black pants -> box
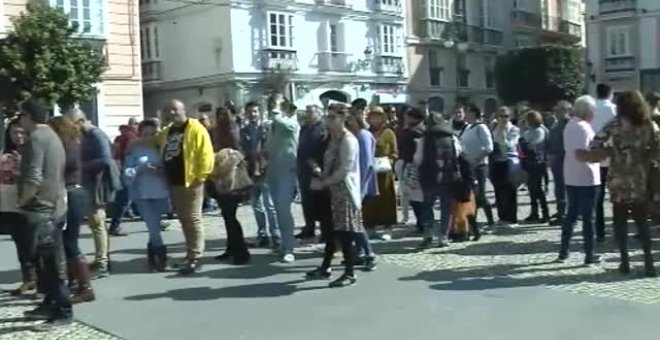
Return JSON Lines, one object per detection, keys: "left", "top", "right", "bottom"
{"left": 7, "top": 213, "right": 36, "bottom": 283}
{"left": 595, "top": 167, "right": 608, "bottom": 239}
{"left": 299, "top": 177, "right": 316, "bottom": 234}
{"left": 490, "top": 160, "right": 518, "bottom": 223}
{"left": 472, "top": 164, "right": 494, "bottom": 225}
{"left": 612, "top": 202, "right": 653, "bottom": 265}
{"left": 320, "top": 231, "right": 356, "bottom": 277}
{"left": 216, "top": 194, "right": 249, "bottom": 258}
{"left": 27, "top": 211, "right": 72, "bottom": 320}
{"left": 526, "top": 163, "right": 549, "bottom": 218}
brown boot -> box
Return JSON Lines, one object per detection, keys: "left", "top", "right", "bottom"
{"left": 71, "top": 256, "right": 96, "bottom": 304}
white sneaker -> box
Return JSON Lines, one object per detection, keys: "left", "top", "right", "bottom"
{"left": 380, "top": 233, "right": 392, "bottom": 241}
{"left": 282, "top": 253, "right": 295, "bottom": 263}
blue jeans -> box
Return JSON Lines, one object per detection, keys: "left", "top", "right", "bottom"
{"left": 268, "top": 173, "right": 297, "bottom": 253}
{"left": 559, "top": 185, "right": 600, "bottom": 258}
{"left": 110, "top": 185, "right": 131, "bottom": 229}
{"left": 63, "top": 186, "right": 87, "bottom": 259}
{"left": 550, "top": 160, "right": 566, "bottom": 218}
{"left": 422, "top": 186, "right": 455, "bottom": 240}
{"left": 134, "top": 199, "right": 169, "bottom": 247}
{"left": 251, "top": 177, "right": 280, "bottom": 240}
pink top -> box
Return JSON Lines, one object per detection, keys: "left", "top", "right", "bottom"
{"left": 563, "top": 118, "right": 601, "bottom": 186}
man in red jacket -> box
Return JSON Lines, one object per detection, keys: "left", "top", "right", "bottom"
{"left": 109, "top": 117, "right": 140, "bottom": 236}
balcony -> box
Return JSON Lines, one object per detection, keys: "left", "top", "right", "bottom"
{"left": 511, "top": 9, "right": 543, "bottom": 29}
{"left": 604, "top": 56, "right": 635, "bottom": 72}
{"left": 318, "top": 52, "right": 352, "bottom": 72}
{"left": 261, "top": 49, "right": 299, "bottom": 71}
{"left": 374, "top": 56, "right": 404, "bottom": 75}
{"left": 315, "top": 0, "right": 351, "bottom": 7}
{"left": 374, "top": 0, "right": 402, "bottom": 13}
{"left": 419, "top": 20, "right": 503, "bottom": 47}
{"left": 142, "top": 60, "right": 162, "bottom": 81}
{"left": 599, "top": 0, "right": 637, "bottom": 15}
{"left": 559, "top": 20, "right": 582, "bottom": 38}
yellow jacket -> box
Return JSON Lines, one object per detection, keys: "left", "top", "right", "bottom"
{"left": 156, "top": 118, "right": 215, "bottom": 187}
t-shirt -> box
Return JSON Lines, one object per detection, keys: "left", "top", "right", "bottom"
{"left": 0, "top": 151, "right": 20, "bottom": 212}
{"left": 163, "top": 120, "right": 188, "bottom": 186}
{"left": 563, "top": 118, "right": 600, "bottom": 186}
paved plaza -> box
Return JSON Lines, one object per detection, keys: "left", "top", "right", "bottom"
{"left": 2, "top": 186, "right": 660, "bottom": 340}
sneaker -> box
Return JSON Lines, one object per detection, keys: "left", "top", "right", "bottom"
{"left": 32, "top": 318, "right": 73, "bottom": 332}
{"left": 437, "top": 239, "right": 450, "bottom": 248}
{"left": 417, "top": 237, "right": 433, "bottom": 249}
{"left": 108, "top": 227, "right": 129, "bottom": 237}
{"left": 380, "top": 231, "right": 392, "bottom": 241}
{"left": 91, "top": 263, "right": 110, "bottom": 280}
{"left": 295, "top": 230, "right": 315, "bottom": 240}
{"left": 178, "top": 259, "right": 203, "bottom": 275}
{"left": 23, "top": 305, "right": 50, "bottom": 321}
{"left": 160, "top": 221, "right": 171, "bottom": 231}
{"left": 281, "top": 253, "right": 295, "bottom": 263}
{"left": 363, "top": 256, "right": 377, "bottom": 272}
{"left": 257, "top": 237, "right": 271, "bottom": 248}
{"left": 328, "top": 274, "right": 357, "bottom": 288}
{"left": 10, "top": 281, "right": 36, "bottom": 297}
{"left": 553, "top": 255, "right": 568, "bottom": 264}
{"left": 305, "top": 267, "right": 332, "bottom": 280}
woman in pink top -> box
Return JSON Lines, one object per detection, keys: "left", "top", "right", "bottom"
{"left": 555, "top": 95, "right": 602, "bottom": 265}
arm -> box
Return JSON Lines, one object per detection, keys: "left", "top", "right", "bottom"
{"left": 321, "top": 137, "right": 357, "bottom": 187}
{"left": 386, "top": 129, "right": 399, "bottom": 160}
{"left": 18, "top": 136, "right": 44, "bottom": 207}
{"left": 505, "top": 125, "right": 520, "bottom": 149}
{"left": 577, "top": 123, "right": 612, "bottom": 163}
{"left": 194, "top": 123, "right": 216, "bottom": 184}
{"left": 82, "top": 130, "right": 112, "bottom": 173}
{"left": 269, "top": 110, "right": 298, "bottom": 134}
{"left": 478, "top": 124, "right": 494, "bottom": 158}
{"left": 413, "top": 138, "right": 424, "bottom": 166}
{"left": 524, "top": 128, "right": 546, "bottom": 146}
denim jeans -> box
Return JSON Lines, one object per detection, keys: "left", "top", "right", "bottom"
{"left": 268, "top": 173, "right": 297, "bottom": 254}
{"left": 472, "top": 164, "right": 494, "bottom": 225}
{"left": 550, "top": 160, "right": 566, "bottom": 218}
{"left": 27, "top": 211, "right": 72, "bottom": 320}
{"left": 251, "top": 177, "right": 279, "bottom": 240}
{"left": 135, "top": 199, "right": 169, "bottom": 247}
{"left": 595, "top": 167, "right": 608, "bottom": 239}
{"left": 526, "top": 162, "right": 549, "bottom": 218}
{"left": 63, "top": 186, "right": 87, "bottom": 259}
{"left": 559, "top": 185, "right": 599, "bottom": 258}
{"left": 422, "top": 186, "right": 455, "bottom": 240}
{"left": 109, "top": 184, "right": 131, "bottom": 229}
{"left": 490, "top": 160, "right": 518, "bottom": 223}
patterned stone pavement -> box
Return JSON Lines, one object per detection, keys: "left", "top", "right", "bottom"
{"left": 2, "top": 183, "right": 660, "bottom": 339}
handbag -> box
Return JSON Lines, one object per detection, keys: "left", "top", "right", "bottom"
{"left": 211, "top": 149, "right": 254, "bottom": 195}
{"left": 374, "top": 156, "right": 392, "bottom": 173}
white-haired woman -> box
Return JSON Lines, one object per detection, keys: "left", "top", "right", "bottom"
{"left": 555, "top": 95, "right": 602, "bottom": 265}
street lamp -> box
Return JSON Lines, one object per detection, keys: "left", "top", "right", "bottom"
{"left": 355, "top": 46, "right": 373, "bottom": 71}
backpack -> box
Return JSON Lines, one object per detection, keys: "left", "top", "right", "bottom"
{"left": 419, "top": 126, "right": 462, "bottom": 188}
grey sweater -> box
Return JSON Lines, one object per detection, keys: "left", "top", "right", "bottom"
{"left": 19, "top": 125, "right": 66, "bottom": 217}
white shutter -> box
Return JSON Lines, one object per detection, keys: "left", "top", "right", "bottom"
{"left": 337, "top": 22, "right": 346, "bottom": 53}
{"left": 318, "top": 21, "right": 329, "bottom": 52}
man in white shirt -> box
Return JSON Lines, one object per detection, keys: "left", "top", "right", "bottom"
{"left": 556, "top": 95, "right": 601, "bottom": 265}
{"left": 591, "top": 84, "right": 616, "bottom": 243}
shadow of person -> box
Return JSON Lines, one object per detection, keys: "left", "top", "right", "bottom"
{"left": 125, "top": 280, "right": 326, "bottom": 301}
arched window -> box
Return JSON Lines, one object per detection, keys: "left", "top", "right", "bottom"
{"left": 484, "top": 98, "right": 498, "bottom": 116}
{"left": 197, "top": 103, "right": 213, "bottom": 113}
{"left": 428, "top": 96, "right": 444, "bottom": 113}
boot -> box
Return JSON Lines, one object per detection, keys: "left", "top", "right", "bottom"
{"left": 154, "top": 246, "right": 168, "bottom": 272}
{"left": 66, "top": 259, "right": 79, "bottom": 293}
{"left": 469, "top": 216, "right": 481, "bottom": 242}
{"left": 11, "top": 263, "right": 37, "bottom": 297}
{"left": 71, "top": 256, "right": 95, "bottom": 304}
{"left": 147, "top": 243, "right": 157, "bottom": 271}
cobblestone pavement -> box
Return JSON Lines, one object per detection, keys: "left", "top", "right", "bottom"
{"left": 1, "top": 184, "right": 659, "bottom": 339}
{"left": 0, "top": 295, "right": 122, "bottom": 340}
{"left": 376, "top": 188, "right": 660, "bottom": 305}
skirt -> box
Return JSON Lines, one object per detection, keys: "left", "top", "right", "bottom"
{"left": 330, "top": 185, "right": 364, "bottom": 233}
{"left": 362, "top": 172, "right": 398, "bottom": 227}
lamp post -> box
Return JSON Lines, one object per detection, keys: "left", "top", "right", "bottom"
{"left": 355, "top": 46, "right": 373, "bottom": 71}
{"left": 443, "top": 39, "right": 469, "bottom": 108}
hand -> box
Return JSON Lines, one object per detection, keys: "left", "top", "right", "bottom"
{"left": 575, "top": 149, "right": 590, "bottom": 162}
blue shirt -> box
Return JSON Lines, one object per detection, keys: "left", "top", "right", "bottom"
{"left": 81, "top": 127, "right": 112, "bottom": 185}
{"left": 124, "top": 144, "right": 170, "bottom": 200}
{"left": 356, "top": 129, "right": 378, "bottom": 198}
{"left": 297, "top": 120, "right": 326, "bottom": 182}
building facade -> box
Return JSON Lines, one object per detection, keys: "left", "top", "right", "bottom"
{"left": 1, "top": 0, "right": 143, "bottom": 138}
{"left": 407, "top": 0, "right": 584, "bottom": 116}
{"left": 586, "top": 0, "right": 660, "bottom": 95}
{"left": 140, "top": 0, "right": 408, "bottom": 117}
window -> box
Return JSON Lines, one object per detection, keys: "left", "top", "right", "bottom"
{"left": 52, "top": 0, "right": 104, "bottom": 36}
{"left": 564, "top": 0, "right": 581, "bottom": 22}
{"left": 139, "top": 0, "right": 157, "bottom": 4}
{"left": 484, "top": 56, "right": 495, "bottom": 88}
{"left": 607, "top": 26, "right": 630, "bottom": 57}
{"left": 457, "top": 54, "right": 470, "bottom": 88}
{"left": 268, "top": 12, "right": 294, "bottom": 49}
{"left": 140, "top": 25, "right": 160, "bottom": 61}
{"left": 329, "top": 24, "right": 338, "bottom": 52}
{"left": 427, "top": 0, "right": 452, "bottom": 21}
{"left": 428, "top": 96, "right": 445, "bottom": 113}
{"left": 515, "top": 36, "right": 531, "bottom": 47}
{"left": 378, "top": 24, "right": 401, "bottom": 55}
{"left": 428, "top": 49, "right": 443, "bottom": 86}
{"left": 480, "top": 0, "right": 498, "bottom": 29}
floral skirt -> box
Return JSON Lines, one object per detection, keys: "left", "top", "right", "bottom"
{"left": 330, "top": 184, "right": 364, "bottom": 233}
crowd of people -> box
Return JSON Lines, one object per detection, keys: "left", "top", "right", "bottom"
{"left": 2, "top": 83, "right": 660, "bottom": 330}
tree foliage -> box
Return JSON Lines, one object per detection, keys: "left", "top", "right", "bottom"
{"left": 495, "top": 45, "right": 585, "bottom": 108}
{"left": 0, "top": 4, "right": 106, "bottom": 115}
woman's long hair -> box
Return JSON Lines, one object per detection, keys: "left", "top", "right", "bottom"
{"left": 3, "top": 118, "right": 22, "bottom": 153}
{"left": 49, "top": 116, "right": 82, "bottom": 145}
{"left": 617, "top": 91, "right": 651, "bottom": 126}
